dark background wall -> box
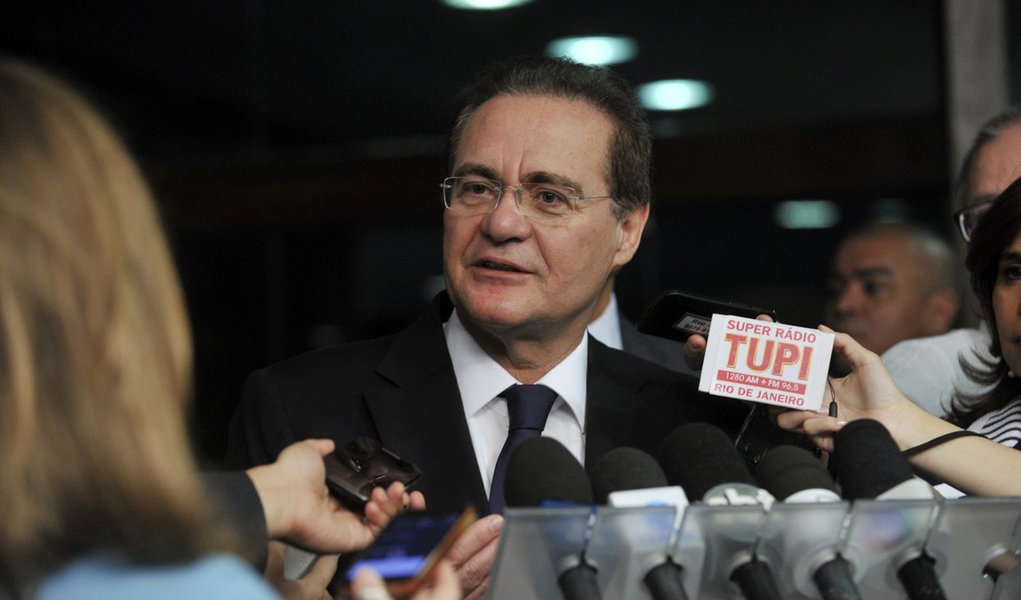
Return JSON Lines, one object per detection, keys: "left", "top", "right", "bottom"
{"left": 5, "top": 0, "right": 1017, "bottom": 462}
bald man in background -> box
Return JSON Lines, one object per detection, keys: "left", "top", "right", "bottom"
{"left": 823, "top": 221, "right": 961, "bottom": 377}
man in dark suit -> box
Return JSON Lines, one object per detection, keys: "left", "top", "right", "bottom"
{"left": 225, "top": 55, "right": 743, "bottom": 599}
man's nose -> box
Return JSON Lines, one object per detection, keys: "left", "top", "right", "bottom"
{"left": 481, "top": 187, "right": 530, "bottom": 241}
{"left": 834, "top": 283, "right": 864, "bottom": 314}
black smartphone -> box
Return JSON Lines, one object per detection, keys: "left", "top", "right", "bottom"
{"left": 636, "top": 290, "right": 778, "bottom": 342}
{"left": 340, "top": 507, "right": 477, "bottom": 599}
{"left": 325, "top": 437, "right": 421, "bottom": 511}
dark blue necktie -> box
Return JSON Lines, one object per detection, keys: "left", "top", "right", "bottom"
{"left": 488, "top": 384, "right": 558, "bottom": 514}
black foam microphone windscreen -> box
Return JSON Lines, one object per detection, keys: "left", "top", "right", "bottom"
{"left": 504, "top": 436, "right": 593, "bottom": 507}
{"left": 659, "top": 422, "right": 754, "bottom": 499}
{"left": 831, "top": 419, "right": 914, "bottom": 500}
{"left": 755, "top": 445, "right": 862, "bottom": 600}
{"left": 589, "top": 446, "right": 669, "bottom": 504}
{"left": 755, "top": 444, "right": 839, "bottom": 501}
{"left": 832, "top": 420, "right": 946, "bottom": 599}
{"left": 661, "top": 423, "right": 783, "bottom": 600}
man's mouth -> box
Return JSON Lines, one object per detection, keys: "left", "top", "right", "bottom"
{"left": 479, "top": 260, "right": 523, "bottom": 273}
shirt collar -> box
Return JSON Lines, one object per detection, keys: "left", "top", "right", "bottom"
{"left": 586, "top": 291, "right": 622, "bottom": 351}
{"left": 444, "top": 309, "right": 588, "bottom": 427}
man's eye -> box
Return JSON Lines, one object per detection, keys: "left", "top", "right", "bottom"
{"left": 528, "top": 186, "right": 572, "bottom": 214}
{"left": 863, "top": 281, "right": 887, "bottom": 296}
{"left": 457, "top": 180, "right": 497, "bottom": 200}
{"left": 536, "top": 189, "right": 565, "bottom": 204}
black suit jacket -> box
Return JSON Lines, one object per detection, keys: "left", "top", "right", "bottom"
{"left": 224, "top": 296, "right": 745, "bottom": 515}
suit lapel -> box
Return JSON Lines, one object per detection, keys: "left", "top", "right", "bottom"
{"left": 364, "top": 299, "right": 489, "bottom": 513}
{"left": 584, "top": 336, "right": 648, "bottom": 467}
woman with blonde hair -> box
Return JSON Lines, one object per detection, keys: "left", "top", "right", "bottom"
{"left": 0, "top": 58, "right": 462, "bottom": 600}
{"left": 0, "top": 57, "right": 282, "bottom": 597}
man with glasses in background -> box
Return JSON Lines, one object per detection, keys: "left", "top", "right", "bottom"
{"left": 226, "top": 55, "right": 744, "bottom": 598}
{"left": 879, "top": 107, "right": 1021, "bottom": 416}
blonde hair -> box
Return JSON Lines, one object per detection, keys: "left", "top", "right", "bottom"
{"left": 0, "top": 59, "right": 233, "bottom": 590}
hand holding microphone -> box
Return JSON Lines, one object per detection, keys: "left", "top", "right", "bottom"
{"left": 774, "top": 326, "right": 937, "bottom": 453}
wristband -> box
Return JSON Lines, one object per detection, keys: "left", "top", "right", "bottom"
{"left": 902, "top": 430, "right": 983, "bottom": 458}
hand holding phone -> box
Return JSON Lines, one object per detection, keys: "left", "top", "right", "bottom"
{"left": 341, "top": 507, "right": 477, "bottom": 599}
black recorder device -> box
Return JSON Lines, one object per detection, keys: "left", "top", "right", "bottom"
{"left": 324, "top": 437, "right": 422, "bottom": 511}
{"left": 636, "top": 290, "right": 777, "bottom": 343}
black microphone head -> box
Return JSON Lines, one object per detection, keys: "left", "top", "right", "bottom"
{"left": 755, "top": 444, "right": 838, "bottom": 501}
{"left": 659, "top": 422, "right": 754, "bottom": 500}
{"left": 831, "top": 418, "right": 914, "bottom": 500}
{"left": 504, "top": 437, "right": 593, "bottom": 507}
{"left": 588, "top": 446, "right": 668, "bottom": 504}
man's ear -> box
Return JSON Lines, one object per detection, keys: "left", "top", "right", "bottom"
{"left": 924, "top": 289, "right": 961, "bottom": 334}
{"left": 612, "top": 203, "right": 650, "bottom": 267}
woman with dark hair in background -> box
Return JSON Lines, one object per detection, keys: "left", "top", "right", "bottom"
{"left": 780, "top": 176, "right": 1021, "bottom": 497}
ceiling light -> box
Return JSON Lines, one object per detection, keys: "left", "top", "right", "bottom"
{"left": 637, "top": 79, "right": 713, "bottom": 111}
{"left": 545, "top": 36, "right": 638, "bottom": 66}
{"left": 441, "top": 0, "right": 534, "bottom": 9}
{"left": 773, "top": 200, "right": 840, "bottom": 229}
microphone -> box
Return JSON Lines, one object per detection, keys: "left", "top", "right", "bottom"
{"left": 660, "top": 423, "right": 782, "bottom": 600}
{"left": 832, "top": 419, "right": 945, "bottom": 600}
{"left": 755, "top": 445, "right": 862, "bottom": 600}
{"left": 832, "top": 419, "right": 935, "bottom": 501}
{"left": 505, "top": 436, "right": 593, "bottom": 508}
{"left": 590, "top": 446, "right": 688, "bottom": 508}
{"left": 504, "top": 437, "right": 600, "bottom": 600}
{"left": 755, "top": 444, "right": 840, "bottom": 503}
{"left": 589, "top": 447, "right": 690, "bottom": 600}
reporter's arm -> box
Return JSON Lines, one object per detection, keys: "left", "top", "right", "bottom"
{"left": 776, "top": 327, "right": 1021, "bottom": 497}
{"left": 246, "top": 438, "right": 426, "bottom": 553}
{"left": 202, "top": 469, "right": 270, "bottom": 568}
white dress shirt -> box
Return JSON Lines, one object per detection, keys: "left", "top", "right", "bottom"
{"left": 443, "top": 309, "right": 588, "bottom": 496}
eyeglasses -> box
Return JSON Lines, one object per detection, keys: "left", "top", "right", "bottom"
{"left": 953, "top": 199, "right": 995, "bottom": 243}
{"left": 440, "top": 176, "right": 612, "bottom": 221}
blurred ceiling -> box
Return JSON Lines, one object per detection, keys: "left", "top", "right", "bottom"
{"left": 5, "top": 0, "right": 950, "bottom": 164}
